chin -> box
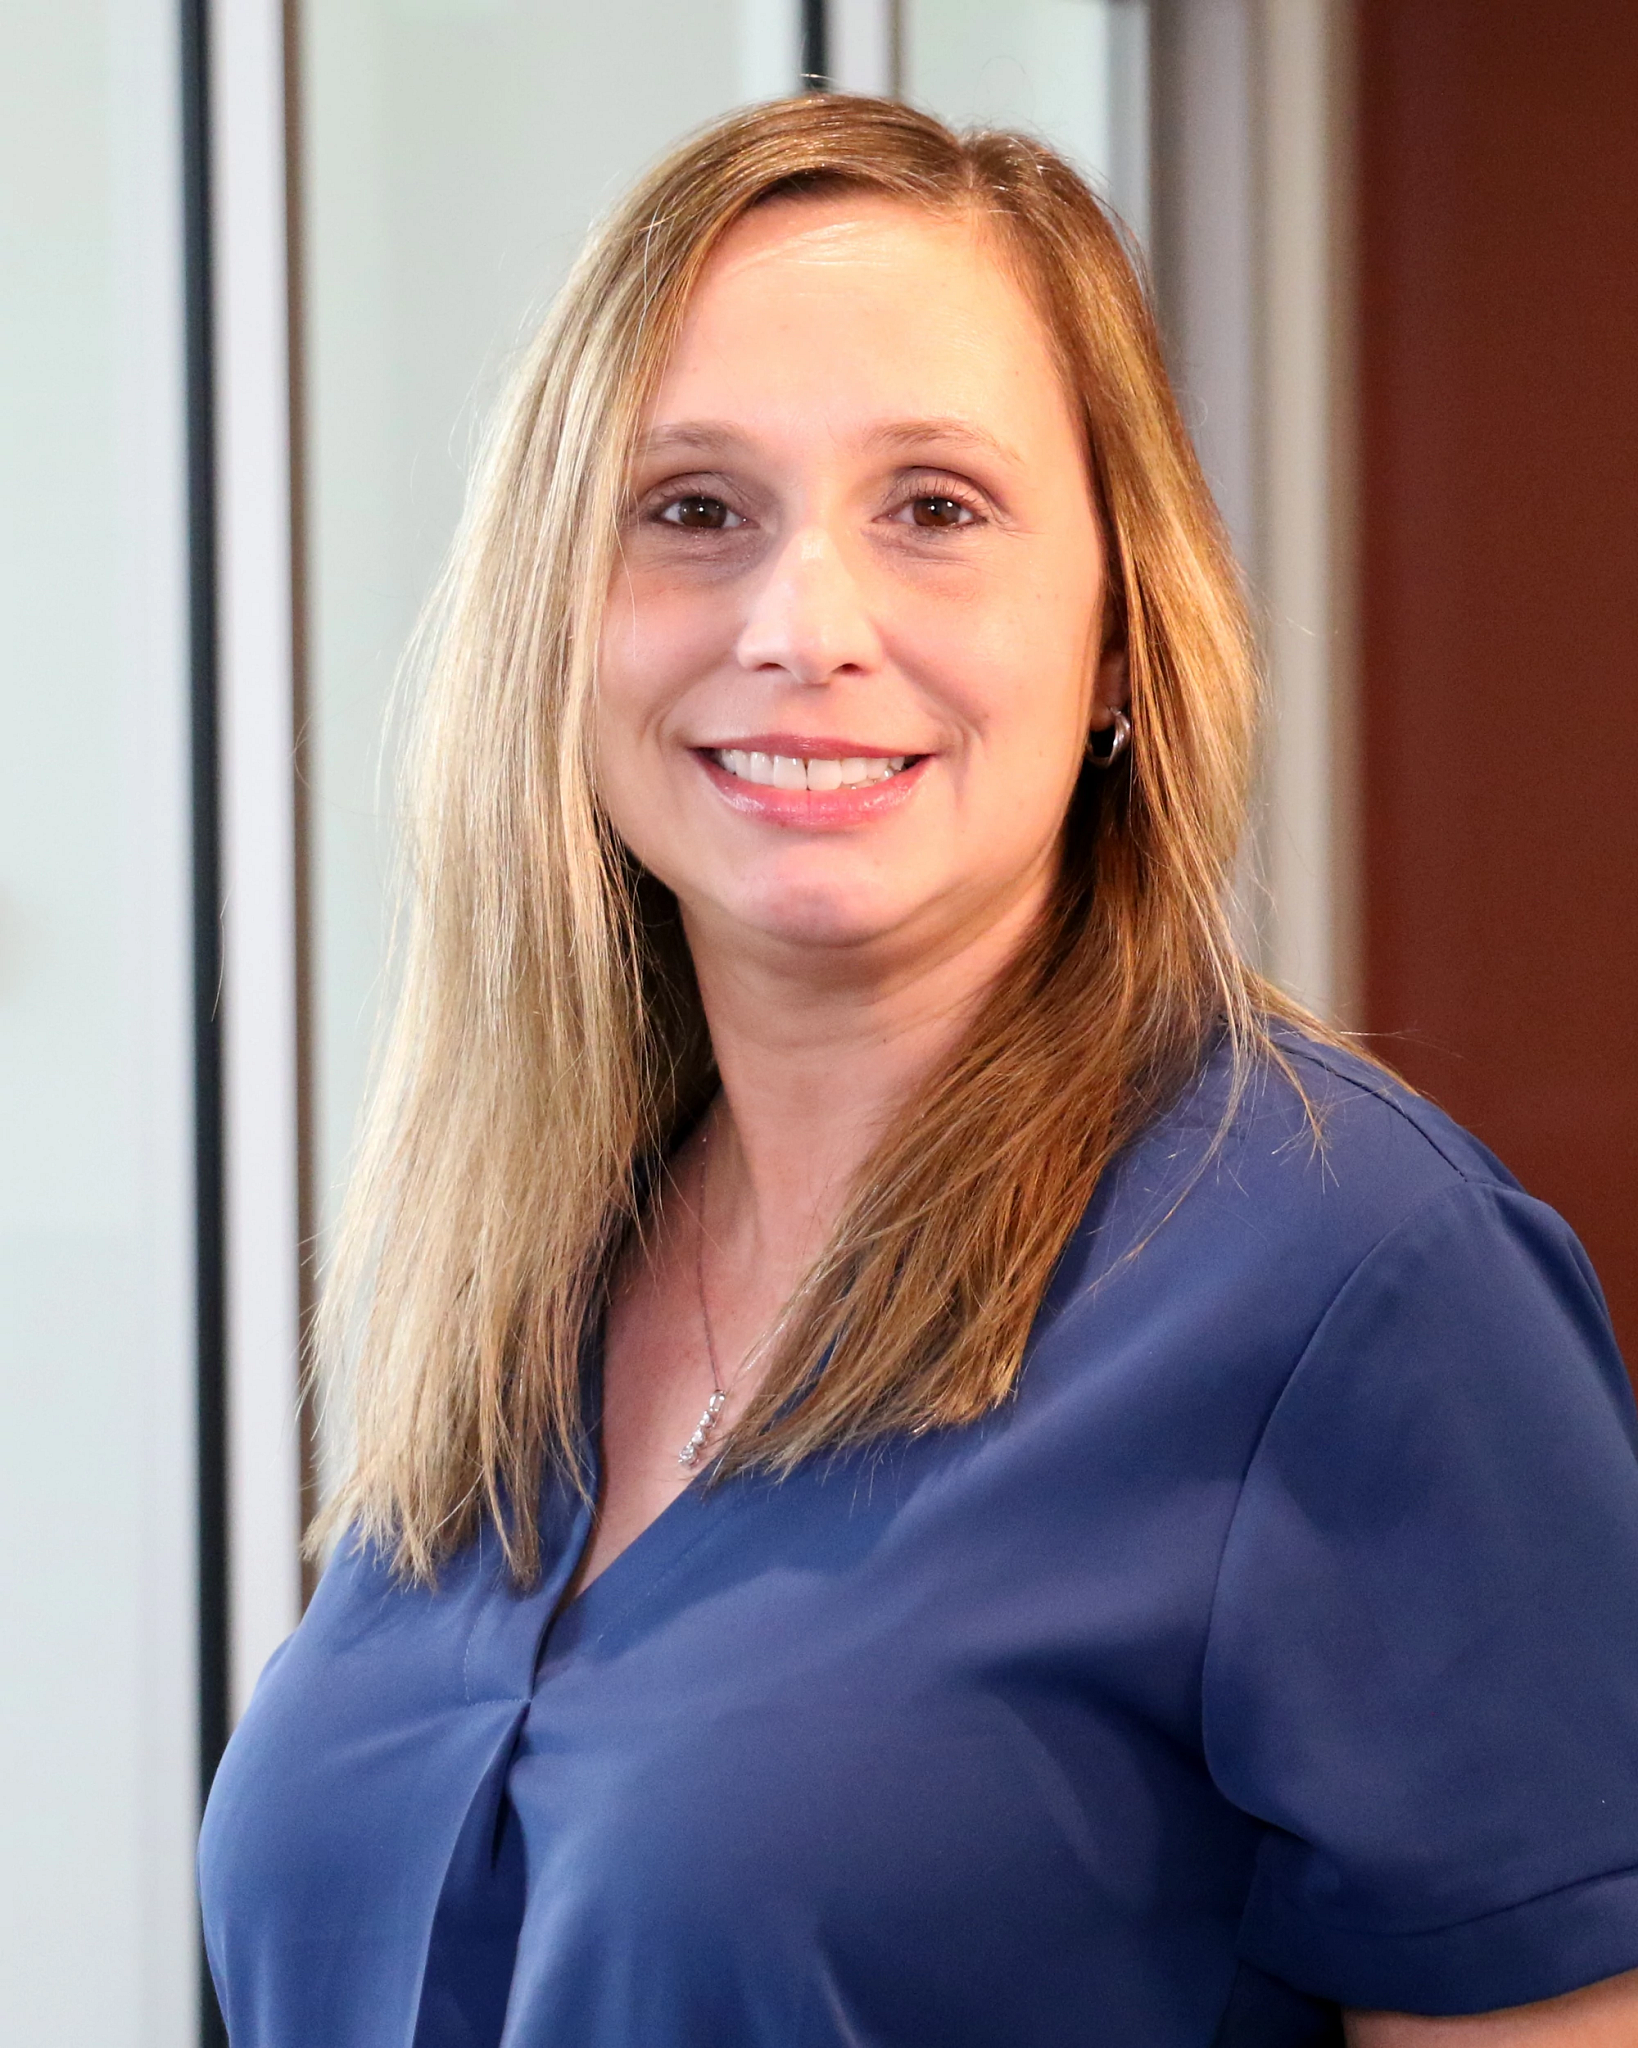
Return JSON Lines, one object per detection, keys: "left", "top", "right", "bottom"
{"left": 729, "top": 877, "right": 911, "bottom": 956}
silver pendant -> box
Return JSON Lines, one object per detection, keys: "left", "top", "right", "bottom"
{"left": 678, "top": 1390, "right": 727, "bottom": 1468}
{"left": 678, "top": 1389, "right": 727, "bottom": 1469}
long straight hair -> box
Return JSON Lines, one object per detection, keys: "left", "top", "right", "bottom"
{"left": 316, "top": 95, "right": 1306, "bottom": 1584}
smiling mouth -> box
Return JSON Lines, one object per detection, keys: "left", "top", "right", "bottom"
{"left": 708, "top": 748, "right": 915, "bottom": 792}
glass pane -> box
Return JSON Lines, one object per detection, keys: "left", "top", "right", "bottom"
{"left": 0, "top": 0, "right": 197, "bottom": 2035}
{"left": 901, "top": 0, "right": 1150, "bottom": 245}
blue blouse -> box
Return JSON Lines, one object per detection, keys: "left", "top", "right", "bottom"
{"left": 199, "top": 1034, "right": 1638, "bottom": 2046}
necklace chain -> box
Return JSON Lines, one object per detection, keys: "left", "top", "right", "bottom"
{"left": 679, "top": 1122, "right": 745, "bottom": 1469}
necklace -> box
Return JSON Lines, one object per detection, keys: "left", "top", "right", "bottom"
{"left": 678, "top": 1125, "right": 753, "bottom": 1470}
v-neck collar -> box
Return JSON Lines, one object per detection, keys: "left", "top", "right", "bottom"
{"left": 533, "top": 1313, "right": 742, "bottom": 1674}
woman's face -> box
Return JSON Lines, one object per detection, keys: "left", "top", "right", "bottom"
{"left": 597, "top": 194, "right": 1121, "bottom": 978}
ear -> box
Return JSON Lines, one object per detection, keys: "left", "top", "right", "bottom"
{"left": 1090, "top": 641, "right": 1129, "bottom": 727}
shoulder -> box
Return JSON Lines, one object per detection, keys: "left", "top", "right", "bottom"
{"left": 1265, "top": 1022, "right": 1518, "bottom": 1190}
{"left": 1037, "top": 1018, "right": 1615, "bottom": 1405}
{"left": 1217, "top": 1018, "right": 1521, "bottom": 1209}
{"left": 1083, "top": 1018, "right": 1526, "bottom": 1281}
{"left": 1192, "top": 1044, "right": 1638, "bottom": 2013}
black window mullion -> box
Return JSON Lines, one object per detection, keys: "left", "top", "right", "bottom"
{"left": 178, "top": 0, "right": 230, "bottom": 2040}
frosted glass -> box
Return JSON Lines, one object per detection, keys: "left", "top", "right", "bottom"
{"left": 0, "top": 1, "right": 197, "bottom": 2039}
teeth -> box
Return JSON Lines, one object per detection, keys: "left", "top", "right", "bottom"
{"left": 714, "top": 750, "right": 912, "bottom": 791}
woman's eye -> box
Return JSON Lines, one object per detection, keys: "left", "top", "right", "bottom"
{"left": 657, "top": 494, "right": 742, "bottom": 531}
{"left": 896, "top": 492, "right": 980, "bottom": 530}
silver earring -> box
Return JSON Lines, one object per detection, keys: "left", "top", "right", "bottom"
{"left": 1086, "top": 708, "right": 1131, "bottom": 767}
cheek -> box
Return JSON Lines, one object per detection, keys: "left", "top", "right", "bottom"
{"left": 900, "top": 593, "right": 1094, "bottom": 773}
{"left": 591, "top": 704, "right": 683, "bottom": 895}
{"left": 598, "top": 573, "right": 733, "bottom": 734}
{"left": 594, "top": 585, "right": 728, "bottom": 875}
{"left": 593, "top": 605, "right": 674, "bottom": 844}
{"left": 894, "top": 531, "right": 1100, "bottom": 711}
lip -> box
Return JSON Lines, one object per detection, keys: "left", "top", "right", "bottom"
{"left": 696, "top": 733, "right": 920, "bottom": 761}
{"left": 693, "top": 740, "right": 930, "bottom": 830}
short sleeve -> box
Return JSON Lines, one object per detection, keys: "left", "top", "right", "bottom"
{"left": 1204, "top": 1180, "right": 1638, "bottom": 2015}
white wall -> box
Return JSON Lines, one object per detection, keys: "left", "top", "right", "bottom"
{"left": 0, "top": 2, "right": 198, "bottom": 2040}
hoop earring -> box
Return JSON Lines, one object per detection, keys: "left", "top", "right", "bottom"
{"left": 1085, "top": 708, "right": 1131, "bottom": 767}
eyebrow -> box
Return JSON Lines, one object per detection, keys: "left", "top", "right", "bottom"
{"left": 634, "top": 422, "right": 752, "bottom": 461}
{"left": 864, "top": 417, "right": 1025, "bottom": 468}
{"left": 633, "top": 416, "right": 1026, "bottom": 468}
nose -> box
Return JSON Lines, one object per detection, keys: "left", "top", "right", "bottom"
{"left": 734, "top": 524, "right": 882, "bottom": 685}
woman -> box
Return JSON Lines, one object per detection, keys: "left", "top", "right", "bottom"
{"left": 199, "top": 97, "right": 1638, "bottom": 2045}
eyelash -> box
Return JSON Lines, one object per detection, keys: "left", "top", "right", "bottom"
{"left": 649, "top": 491, "right": 747, "bottom": 532}
{"left": 641, "top": 472, "right": 989, "bottom": 533}
{"left": 892, "top": 473, "right": 987, "bottom": 529}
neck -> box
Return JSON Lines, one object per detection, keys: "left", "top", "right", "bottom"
{"left": 682, "top": 876, "right": 1051, "bottom": 1298}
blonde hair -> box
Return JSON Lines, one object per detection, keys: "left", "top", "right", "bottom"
{"left": 317, "top": 94, "right": 1306, "bottom": 1583}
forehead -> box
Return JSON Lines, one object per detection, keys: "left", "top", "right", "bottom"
{"left": 645, "top": 193, "right": 1077, "bottom": 448}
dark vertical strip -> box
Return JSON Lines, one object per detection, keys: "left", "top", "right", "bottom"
{"left": 179, "top": 0, "right": 230, "bottom": 2041}
{"left": 282, "top": 0, "right": 320, "bottom": 1607}
{"left": 1146, "top": 1, "right": 1185, "bottom": 360}
{"left": 802, "top": 0, "right": 830, "bottom": 90}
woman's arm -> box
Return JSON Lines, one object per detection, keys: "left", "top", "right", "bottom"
{"left": 1346, "top": 1968, "right": 1638, "bottom": 2046}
